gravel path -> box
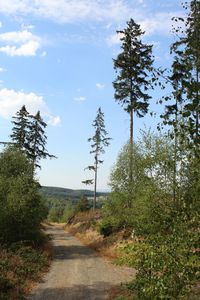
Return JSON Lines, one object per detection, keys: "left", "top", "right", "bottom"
{"left": 29, "top": 224, "right": 135, "bottom": 300}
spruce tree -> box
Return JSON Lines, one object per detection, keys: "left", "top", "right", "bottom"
{"left": 113, "top": 18, "right": 154, "bottom": 203}
{"left": 83, "top": 107, "right": 111, "bottom": 209}
{"left": 10, "top": 105, "right": 29, "bottom": 149}
{"left": 26, "top": 111, "right": 55, "bottom": 172}
{"left": 171, "top": 0, "right": 200, "bottom": 153}
{"left": 160, "top": 56, "right": 186, "bottom": 203}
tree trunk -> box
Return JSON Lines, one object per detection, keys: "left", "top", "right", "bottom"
{"left": 93, "top": 154, "right": 98, "bottom": 210}
{"left": 196, "top": 67, "right": 199, "bottom": 149}
{"left": 173, "top": 113, "right": 177, "bottom": 203}
{"left": 129, "top": 107, "right": 133, "bottom": 208}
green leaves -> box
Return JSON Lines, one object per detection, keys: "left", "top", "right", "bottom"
{"left": 0, "top": 147, "right": 47, "bottom": 244}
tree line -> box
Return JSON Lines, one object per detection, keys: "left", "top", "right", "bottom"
{"left": 0, "top": 106, "right": 54, "bottom": 244}
{"left": 0, "top": 0, "right": 199, "bottom": 298}
{"left": 100, "top": 1, "right": 200, "bottom": 299}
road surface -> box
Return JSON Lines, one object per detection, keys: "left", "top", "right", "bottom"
{"left": 29, "top": 224, "right": 135, "bottom": 300}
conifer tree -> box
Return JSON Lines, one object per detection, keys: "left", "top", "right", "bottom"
{"left": 83, "top": 107, "right": 111, "bottom": 209}
{"left": 113, "top": 18, "right": 154, "bottom": 201}
{"left": 26, "top": 111, "right": 55, "bottom": 171}
{"left": 160, "top": 56, "right": 185, "bottom": 203}
{"left": 171, "top": 0, "right": 200, "bottom": 153}
{"left": 10, "top": 105, "right": 29, "bottom": 149}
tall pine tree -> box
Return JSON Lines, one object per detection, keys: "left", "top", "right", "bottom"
{"left": 26, "top": 111, "right": 56, "bottom": 172}
{"left": 10, "top": 105, "right": 29, "bottom": 149}
{"left": 113, "top": 19, "right": 154, "bottom": 204}
{"left": 171, "top": 0, "right": 200, "bottom": 153}
{"left": 83, "top": 107, "right": 111, "bottom": 209}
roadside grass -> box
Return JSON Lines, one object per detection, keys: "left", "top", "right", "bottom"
{"left": 0, "top": 237, "right": 52, "bottom": 300}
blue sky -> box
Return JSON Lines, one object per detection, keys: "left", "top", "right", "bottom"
{"left": 0, "top": 0, "right": 185, "bottom": 190}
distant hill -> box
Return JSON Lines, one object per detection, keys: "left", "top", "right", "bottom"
{"left": 40, "top": 186, "right": 108, "bottom": 203}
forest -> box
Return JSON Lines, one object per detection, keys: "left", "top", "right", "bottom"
{"left": 0, "top": 0, "right": 200, "bottom": 299}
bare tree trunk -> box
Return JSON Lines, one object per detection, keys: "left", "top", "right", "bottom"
{"left": 93, "top": 154, "right": 98, "bottom": 210}
{"left": 196, "top": 67, "right": 199, "bottom": 149}
{"left": 129, "top": 107, "right": 133, "bottom": 208}
{"left": 128, "top": 77, "right": 134, "bottom": 208}
{"left": 173, "top": 97, "right": 178, "bottom": 203}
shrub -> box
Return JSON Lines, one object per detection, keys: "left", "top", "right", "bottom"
{"left": 0, "top": 147, "right": 47, "bottom": 244}
{"left": 131, "top": 225, "right": 199, "bottom": 300}
{"left": 99, "top": 218, "right": 113, "bottom": 237}
{"left": 0, "top": 244, "right": 50, "bottom": 299}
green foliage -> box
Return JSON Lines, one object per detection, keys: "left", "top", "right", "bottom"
{"left": 113, "top": 19, "right": 154, "bottom": 117}
{"left": 75, "top": 196, "right": 90, "bottom": 213}
{"left": 0, "top": 147, "right": 47, "bottom": 244}
{"left": 0, "top": 243, "right": 49, "bottom": 300}
{"left": 47, "top": 199, "right": 75, "bottom": 223}
{"left": 105, "top": 132, "right": 176, "bottom": 234}
{"left": 40, "top": 186, "right": 108, "bottom": 202}
{"left": 83, "top": 107, "right": 111, "bottom": 209}
{"left": 26, "top": 111, "right": 56, "bottom": 170}
{"left": 117, "top": 242, "right": 150, "bottom": 268}
{"left": 10, "top": 106, "right": 56, "bottom": 172}
{"left": 170, "top": 0, "right": 200, "bottom": 152}
{"left": 60, "top": 202, "right": 75, "bottom": 222}
{"left": 105, "top": 124, "right": 200, "bottom": 298}
{"left": 99, "top": 218, "right": 114, "bottom": 237}
{"left": 10, "top": 105, "right": 29, "bottom": 149}
{"left": 47, "top": 204, "right": 65, "bottom": 222}
{"left": 132, "top": 229, "right": 199, "bottom": 299}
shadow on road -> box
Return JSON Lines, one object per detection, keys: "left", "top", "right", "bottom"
{"left": 54, "top": 244, "right": 97, "bottom": 260}
{"left": 30, "top": 282, "right": 115, "bottom": 300}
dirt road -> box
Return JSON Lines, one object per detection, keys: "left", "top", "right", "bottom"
{"left": 29, "top": 224, "right": 135, "bottom": 300}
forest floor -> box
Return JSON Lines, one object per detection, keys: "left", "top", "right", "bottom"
{"left": 28, "top": 223, "right": 136, "bottom": 300}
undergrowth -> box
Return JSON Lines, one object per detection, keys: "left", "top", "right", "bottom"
{"left": 0, "top": 241, "right": 51, "bottom": 300}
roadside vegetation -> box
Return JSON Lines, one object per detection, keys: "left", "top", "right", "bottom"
{"left": 0, "top": 108, "right": 53, "bottom": 299}
{"left": 0, "top": 1, "right": 200, "bottom": 299}
{"left": 65, "top": 2, "right": 200, "bottom": 299}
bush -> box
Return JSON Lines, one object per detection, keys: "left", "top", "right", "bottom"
{"left": 0, "top": 147, "right": 47, "bottom": 244}
{"left": 75, "top": 196, "right": 90, "bottom": 213}
{"left": 0, "top": 244, "right": 50, "bottom": 300}
{"left": 131, "top": 223, "right": 199, "bottom": 300}
{"left": 99, "top": 218, "right": 113, "bottom": 237}
{"left": 117, "top": 241, "right": 151, "bottom": 268}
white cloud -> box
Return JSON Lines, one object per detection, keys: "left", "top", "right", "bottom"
{"left": 0, "top": 1, "right": 181, "bottom": 36}
{"left": 0, "top": 40, "right": 40, "bottom": 56}
{"left": 96, "top": 83, "right": 105, "bottom": 89}
{"left": 74, "top": 96, "right": 86, "bottom": 101}
{"left": 0, "top": 88, "right": 49, "bottom": 119}
{"left": 0, "top": 88, "right": 61, "bottom": 126}
{"left": 0, "top": 29, "right": 41, "bottom": 56}
{"left": 106, "top": 11, "right": 179, "bottom": 47}
{"left": 0, "top": 0, "right": 136, "bottom": 23}
{"left": 106, "top": 32, "right": 124, "bottom": 46}
{"left": 140, "top": 13, "right": 175, "bottom": 36}
{"left": 48, "top": 115, "right": 61, "bottom": 126}
{"left": 0, "top": 30, "right": 36, "bottom": 43}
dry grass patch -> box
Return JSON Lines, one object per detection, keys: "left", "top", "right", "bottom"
{"left": 0, "top": 241, "right": 52, "bottom": 300}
